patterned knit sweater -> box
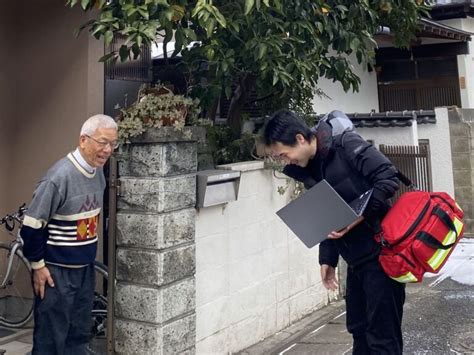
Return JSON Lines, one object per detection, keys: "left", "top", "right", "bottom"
{"left": 20, "top": 151, "right": 105, "bottom": 269}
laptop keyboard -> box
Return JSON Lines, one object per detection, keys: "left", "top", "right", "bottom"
{"left": 350, "top": 190, "right": 372, "bottom": 215}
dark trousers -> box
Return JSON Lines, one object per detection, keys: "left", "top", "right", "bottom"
{"left": 32, "top": 264, "right": 95, "bottom": 355}
{"left": 346, "top": 259, "right": 406, "bottom": 355}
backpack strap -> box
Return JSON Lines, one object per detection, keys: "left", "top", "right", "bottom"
{"left": 396, "top": 171, "right": 414, "bottom": 188}
{"left": 417, "top": 231, "right": 456, "bottom": 250}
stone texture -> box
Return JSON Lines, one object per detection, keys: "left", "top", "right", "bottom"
{"left": 116, "top": 249, "right": 161, "bottom": 286}
{"left": 118, "top": 142, "right": 197, "bottom": 178}
{"left": 116, "top": 246, "right": 195, "bottom": 286}
{"left": 162, "top": 313, "right": 196, "bottom": 354}
{"left": 449, "top": 122, "right": 471, "bottom": 137}
{"left": 118, "top": 175, "right": 196, "bottom": 213}
{"left": 113, "top": 127, "right": 198, "bottom": 354}
{"left": 454, "top": 186, "right": 473, "bottom": 201}
{"left": 115, "top": 278, "right": 195, "bottom": 324}
{"left": 453, "top": 170, "right": 473, "bottom": 188}
{"left": 458, "top": 201, "right": 473, "bottom": 218}
{"left": 115, "top": 315, "right": 196, "bottom": 354}
{"left": 451, "top": 137, "right": 470, "bottom": 153}
{"left": 452, "top": 153, "right": 472, "bottom": 169}
{"left": 464, "top": 218, "right": 474, "bottom": 236}
{"left": 116, "top": 209, "right": 195, "bottom": 249}
{"left": 162, "top": 245, "right": 196, "bottom": 285}
{"left": 115, "top": 319, "right": 161, "bottom": 355}
{"left": 129, "top": 126, "right": 205, "bottom": 144}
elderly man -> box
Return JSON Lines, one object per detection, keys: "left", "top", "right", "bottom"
{"left": 20, "top": 114, "right": 118, "bottom": 355}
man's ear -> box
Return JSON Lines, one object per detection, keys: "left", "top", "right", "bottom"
{"left": 295, "top": 134, "right": 306, "bottom": 144}
{"left": 79, "top": 135, "right": 87, "bottom": 148}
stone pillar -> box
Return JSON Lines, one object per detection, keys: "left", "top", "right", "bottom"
{"left": 449, "top": 108, "right": 474, "bottom": 237}
{"left": 114, "top": 127, "right": 204, "bottom": 354}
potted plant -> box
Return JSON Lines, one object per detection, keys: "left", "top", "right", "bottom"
{"left": 117, "top": 85, "right": 201, "bottom": 144}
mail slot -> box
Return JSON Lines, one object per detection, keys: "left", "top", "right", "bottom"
{"left": 196, "top": 169, "right": 241, "bottom": 208}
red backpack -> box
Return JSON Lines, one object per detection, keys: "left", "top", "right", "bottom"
{"left": 376, "top": 173, "right": 465, "bottom": 283}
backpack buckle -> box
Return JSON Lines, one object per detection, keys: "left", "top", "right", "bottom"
{"left": 376, "top": 231, "right": 391, "bottom": 248}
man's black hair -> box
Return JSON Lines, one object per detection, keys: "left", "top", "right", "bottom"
{"left": 263, "top": 110, "right": 314, "bottom": 146}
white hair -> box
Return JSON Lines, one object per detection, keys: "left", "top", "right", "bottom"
{"left": 80, "top": 114, "right": 118, "bottom": 136}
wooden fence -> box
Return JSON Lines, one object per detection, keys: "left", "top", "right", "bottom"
{"left": 379, "top": 143, "right": 433, "bottom": 200}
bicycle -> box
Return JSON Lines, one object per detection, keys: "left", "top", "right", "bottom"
{"left": 0, "top": 205, "right": 108, "bottom": 346}
{"left": 0, "top": 204, "right": 33, "bottom": 328}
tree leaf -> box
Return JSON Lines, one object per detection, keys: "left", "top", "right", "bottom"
{"left": 99, "top": 52, "right": 117, "bottom": 62}
{"left": 210, "top": 6, "right": 227, "bottom": 28}
{"left": 104, "top": 30, "right": 114, "bottom": 45}
{"left": 244, "top": 0, "right": 255, "bottom": 15}
{"left": 131, "top": 44, "right": 141, "bottom": 59}
{"left": 81, "top": 0, "right": 89, "bottom": 11}
{"left": 257, "top": 43, "right": 267, "bottom": 60}
{"left": 205, "top": 18, "right": 216, "bottom": 37}
{"left": 119, "top": 45, "right": 129, "bottom": 62}
{"left": 272, "top": 71, "right": 279, "bottom": 86}
{"left": 137, "top": 6, "right": 149, "bottom": 20}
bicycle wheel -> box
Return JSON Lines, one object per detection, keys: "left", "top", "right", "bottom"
{"left": 93, "top": 261, "right": 108, "bottom": 320}
{"left": 0, "top": 244, "right": 34, "bottom": 328}
{"left": 88, "top": 261, "right": 108, "bottom": 354}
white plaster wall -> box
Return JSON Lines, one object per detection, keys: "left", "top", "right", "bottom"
{"left": 441, "top": 18, "right": 474, "bottom": 109}
{"left": 418, "top": 108, "right": 455, "bottom": 195}
{"left": 313, "top": 54, "right": 379, "bottom": 114}
{"left": 357, "top": 125, "right": 417, "bottom": 147}
{"left": 356, "top": 108, "right": 454, "bottom": 195}
{"left": 195, "top": 162, "right": 336, "bottom": 354}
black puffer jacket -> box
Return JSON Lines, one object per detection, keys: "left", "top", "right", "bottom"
{"left": 283, "top": 119, "right": 399, "bottom": 267}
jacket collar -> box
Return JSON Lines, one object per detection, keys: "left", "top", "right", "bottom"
{"left": 312, "top": 119, "right": 334, "bottom": 162}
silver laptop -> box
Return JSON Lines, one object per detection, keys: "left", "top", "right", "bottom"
{"left": 276, "top": 179, "right": 373, "bottom": 248}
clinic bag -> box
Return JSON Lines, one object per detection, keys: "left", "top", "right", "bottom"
{"left": 376, "top": 173, "right": 465, "bottom": 283}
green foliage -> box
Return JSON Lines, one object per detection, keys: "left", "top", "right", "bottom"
{"left": 116, "top": 85, "right": 201, "bottom": 143}
{"left": 68, "top": 0, "right": 429, "bottom": 162}
{"left": 205, "top": 125, "right": 257, "bottom": 165}
{"left": 69, "top": 0, "right": 428, "bottom": 107}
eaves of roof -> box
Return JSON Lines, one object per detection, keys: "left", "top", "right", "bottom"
{"left": 347, "top": 110, "right": 437, "bottom": 128}
{"left": 418, "top": 17, "right": 472, "bottom": 41}
{"left": 315, "top": 110, "right": 437, "bottom": 128}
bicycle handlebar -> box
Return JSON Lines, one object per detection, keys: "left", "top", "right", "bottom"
{"left": 1, "top": 204, "right": 28, "bottom": 231}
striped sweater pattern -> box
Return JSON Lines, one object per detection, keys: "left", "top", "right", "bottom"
{"left": 20, "top": 152, "right": 106, "bottom": 269}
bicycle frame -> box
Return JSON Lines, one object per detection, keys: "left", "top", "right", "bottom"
{"left": 0, "top": 234, "right": 24, "bottom": 288}
{"left": 1, "top": 205, "right": 27, "bottom": 288}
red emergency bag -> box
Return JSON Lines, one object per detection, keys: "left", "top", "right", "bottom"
{"left": 376, "top": 174, "right": 465, "bottom": 283}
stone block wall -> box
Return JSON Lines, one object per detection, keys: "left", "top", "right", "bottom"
{"left": 449, "top": 108, "right": 474, "bottom": 237}
{"left": 114, "top": 127, "right": 204, "bottom": 354}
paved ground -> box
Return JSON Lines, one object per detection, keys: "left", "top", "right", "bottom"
{"left": 241, "top": 239, "right": 474, "bottom": 355}
{"left": 0, "top": 327, "right": 32, "bottom": 355}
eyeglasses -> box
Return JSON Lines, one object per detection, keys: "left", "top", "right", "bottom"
{"left": 85, "top": 135, "right": 119, "bottom": 149}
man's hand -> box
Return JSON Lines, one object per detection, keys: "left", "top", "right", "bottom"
{"left": 320, "top": 264, "right": 339, "bottom": 291}
{"left": 328, "top": 216, "right": 364, "bottom": 239}
{"left": 33, "top": 267, "right": 55, "bottom": 300}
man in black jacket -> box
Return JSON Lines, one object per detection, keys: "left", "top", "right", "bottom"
{"left": 263, "top": 110, "right": 405, "bottom": 355}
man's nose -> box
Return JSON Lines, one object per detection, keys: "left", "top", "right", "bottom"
{"left": 103, "top": 144, "right": 113, "bottom": 153}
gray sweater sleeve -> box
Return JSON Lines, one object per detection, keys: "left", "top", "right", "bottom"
{"left": 21, "top": 180, "right": 63, "bottom": 269}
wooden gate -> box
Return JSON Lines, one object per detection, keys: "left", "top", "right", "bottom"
{"left": 379, "top": 143, "right": 433, "bottom": 199}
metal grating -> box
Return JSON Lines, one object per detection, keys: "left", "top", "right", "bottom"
{"left": 105, "top": 36, "right": 151, "bottom": 82}
{"left": 378, "top": 77, "right": 461, "bottom": 111}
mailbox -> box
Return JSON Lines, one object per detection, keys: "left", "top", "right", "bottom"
{"left": 196, "top": 169, "right": 241, "bottom": 208}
